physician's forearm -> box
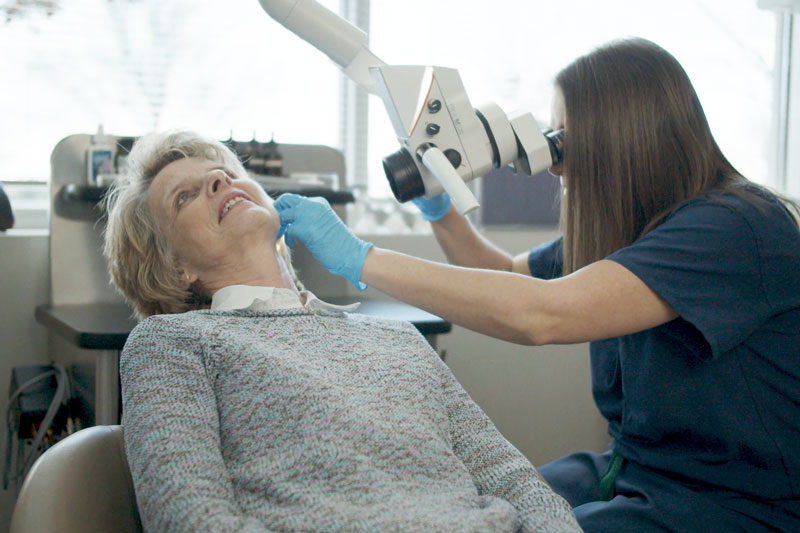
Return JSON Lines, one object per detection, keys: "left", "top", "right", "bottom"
{"left": 361, "top": 247, "right": 557, "bottom": 345}
{"left": 361, "top": 248, "right": 678, "bottom": 345}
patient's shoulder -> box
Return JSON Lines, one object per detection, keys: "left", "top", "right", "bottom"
{"left": 342, "top": 311, "right": 421, "bottom": 336}
{"left": 340, "top": 312, "right": 440, "bottom": 362}
{"left": 124, "top": 311, "right": 210, "bottom": 357}
{"left": 131, "top": 310, "right": 203, "bottom": 335}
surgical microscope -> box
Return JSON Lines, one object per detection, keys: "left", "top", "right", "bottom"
{"left": 257, "top": 0, "right": 564, "bottom": 214}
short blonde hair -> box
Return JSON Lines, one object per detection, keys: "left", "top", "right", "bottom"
{"left": 103, "top": 130, "right": 301, "bottom": 319}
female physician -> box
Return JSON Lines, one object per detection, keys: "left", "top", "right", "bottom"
{"left": 275, "top": 38, "right": 800, "bottom": 531}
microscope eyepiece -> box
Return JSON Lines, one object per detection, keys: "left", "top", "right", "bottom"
{"left": 545, "top": 128, "right": 564, "bottom": 165}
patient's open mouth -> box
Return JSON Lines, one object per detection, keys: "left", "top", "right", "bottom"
{"left": 219, "top": 193, "right": 251, "bottom": 222}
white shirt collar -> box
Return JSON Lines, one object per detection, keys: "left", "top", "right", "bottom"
{"left": 210, "top": 285, "right": 359, "bottom": 313}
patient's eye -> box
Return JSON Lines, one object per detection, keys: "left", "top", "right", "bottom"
{"left": 175, "top": 189, "right": 197, "bottom": 209}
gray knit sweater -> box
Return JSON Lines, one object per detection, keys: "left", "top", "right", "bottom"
{"left": 121, "top": 308, "right": 580, "bottom": 532}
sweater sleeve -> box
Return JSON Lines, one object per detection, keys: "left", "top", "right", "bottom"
{"left": 432, "top": 355, "right": 581, "bottom": 533}
{"left": 120, "top": 315, "right": 273, "bottom": 533}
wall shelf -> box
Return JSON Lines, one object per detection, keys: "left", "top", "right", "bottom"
{"left": 53, "top": 183, "right": 354, "bottom": 222}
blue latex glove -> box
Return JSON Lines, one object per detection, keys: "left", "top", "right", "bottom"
{"left": 275, "top": 193, "right": 373, "bottom": 290}
{"left": 412, "top": 192, "right": 451, "bottom": 221}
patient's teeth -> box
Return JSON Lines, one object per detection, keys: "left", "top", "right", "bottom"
{"left": 221, "top": 197, "right": 245, "bottom": 219}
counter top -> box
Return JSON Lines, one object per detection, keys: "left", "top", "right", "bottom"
{"left": 36, "top": 299, "right": 451, "bottom": 351}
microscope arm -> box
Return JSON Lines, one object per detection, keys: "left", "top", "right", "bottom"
{"left": 256, "top": 0, "right": 385, "bottom": 93}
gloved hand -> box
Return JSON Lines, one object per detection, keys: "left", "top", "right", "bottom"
{"left": 275, "top": 193, "right": 373, "bottom": 290}
{"left": 412, "top": 192, "right": 451, "bottom": 222}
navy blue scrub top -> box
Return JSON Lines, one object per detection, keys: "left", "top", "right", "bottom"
{"left": 528, "top": 190, "right": 800, "bottom": 501}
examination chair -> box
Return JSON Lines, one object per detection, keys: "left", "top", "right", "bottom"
{"left": 9, "top": 425, "right": 142, "bottom": 533}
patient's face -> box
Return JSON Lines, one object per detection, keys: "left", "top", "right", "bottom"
{"left": 148, "top": 157, "right": 280, "bottom": 275}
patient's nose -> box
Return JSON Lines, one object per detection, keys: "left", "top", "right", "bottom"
{"left": 209, "top": 173, "right": 233, "bottom": 195}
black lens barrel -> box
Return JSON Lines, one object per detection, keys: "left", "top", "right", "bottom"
{"left": 382, "top": 148, "right": 425, "bottom": 202}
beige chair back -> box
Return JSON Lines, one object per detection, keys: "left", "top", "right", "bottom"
{"left": 10, "top": 425, "right": 142, "bottom": 533}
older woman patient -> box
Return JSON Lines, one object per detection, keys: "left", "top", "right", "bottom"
{"left": 102, "top": 130, "right": 580, "bottom": 532}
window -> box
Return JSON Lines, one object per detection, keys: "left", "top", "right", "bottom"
{"left": 365, "top": 0, "right": 780, "bottom": 199}
{"left": 0, "top": 0, "right": 340, "bottom": 183}
{"left": 783, "top": 12, "right": 799, "bottom": 198}
{"left": 0, "top": 0, "right": 790, "bottom": 220}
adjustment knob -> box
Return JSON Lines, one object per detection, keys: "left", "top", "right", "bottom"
{"left": 427, "top": 99, "right": 442, "bottom": 113}
{"left": 444, "top": 149, "right": 462, "bottom": 168}
{"left": 426, "top": 123, "right": 441, "bottom": 136}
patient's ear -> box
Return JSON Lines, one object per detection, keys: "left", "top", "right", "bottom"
{"left": 178, "top": 269, "right": 199, "bottom": 290}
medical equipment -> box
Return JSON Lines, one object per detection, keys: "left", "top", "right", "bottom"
{"left": 4, "top": 364, "right": 71, "bottom": 493}
{"left": 256, "top": 0, "right": 564, "bottom": 214}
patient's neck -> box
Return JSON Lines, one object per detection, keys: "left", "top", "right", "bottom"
{"left": 199, "top": 243, "right": 298, "bottom": 297}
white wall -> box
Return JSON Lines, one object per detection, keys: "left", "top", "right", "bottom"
{"left": 0, "top": 227, "right": 608, "bottom": 532}
{"left": 0, "top": 231, "right": 50, "bottom": 532}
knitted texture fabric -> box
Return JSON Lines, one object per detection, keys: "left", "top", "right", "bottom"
{"left": 121, "top": 309, "right": 581, "bottom": 532}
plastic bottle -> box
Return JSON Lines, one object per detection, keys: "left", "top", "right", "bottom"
{"left": 86, "top": 125, "right": 114, "bottom": 186}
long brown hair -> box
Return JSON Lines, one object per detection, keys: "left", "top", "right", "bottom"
{"left": 555, "top": 38, "right": 749, "bottom": 274}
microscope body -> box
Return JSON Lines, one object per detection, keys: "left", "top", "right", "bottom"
{"left": 373, "top": 65, "right": 492, "bottom": 210}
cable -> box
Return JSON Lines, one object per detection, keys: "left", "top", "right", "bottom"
{"left": 3, "top": 363, "right": 69, "bottom": 491}
{"left": 22, "top": 364, "right": 67, "bottom": 473}
{"left": 3, "top": 369, "right": 56, "bottom": 491}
